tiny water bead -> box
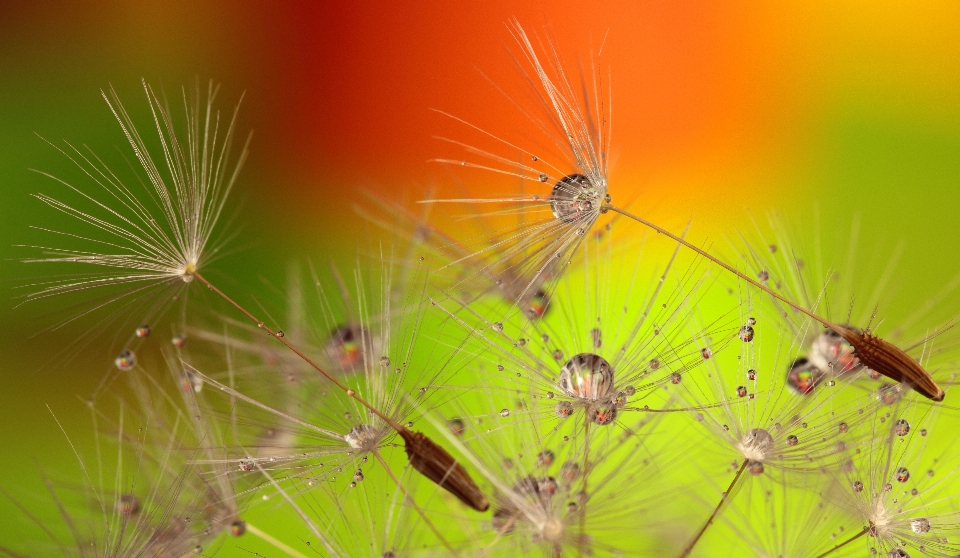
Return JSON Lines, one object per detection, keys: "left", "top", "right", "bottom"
{"left": 325, "top": 324, "right": 370, "bottom": 370}
{"left": 747, "top": 461, "right": 764, "bottom": 475}
{"left": 747, "top": 369, "right": 757, "bottom": 381}
{"left": 811, "top": 327, "right": 860, "bottom": 373}
{"left": 878, "top": 384, "right": 903, "bottom": 406}
{"left": 591, "top": 327, "right": 602, "bottom": 349}
{"left": 736, "top": 386, "right": 747, "bottom": 398}
{"left": 526, "top": 290, "right": 550, "bottom": 319}
{"left": 786, "top": 357, "right": 824, "bottom": 395}
{"left": 554, "top": 401, "right": 574, "bottom": 418}
{"left": 448, "top": 418, "right": 466, "bottom": 437}
{"left": 549, "top": 174, "right": 601, "bottom": 223}
{"left": 910, "top": 517, "right": 931, "bottom": 534}
{"left": 230, "top": 520, "right": 246, "bottom": 536}
{"left": 539, "top": 173, "right": 549, "bottom": 182}
{"left": 115, "top": 350, "right": 136, "bottom": 371}
{"left": 172, "top": 333, "right": 186, "bottom": 347}
{"left": 380, "top": 356, "right": 390, "bottom": 367}
{"left": 738, "top": 325, "right": 755, "bottom": 342}
{"left": 238, "top": 460, "right": 255, "bottom": 472}
{"left": 343, "top": 424, "right": 379, "bottom": 450}
{"left": 492, "top": 322, "right": 504, "bottom": 333}
{"left": 670, "top": 372, "right": 682, "bottom": 384}
{"left": 179, "top": 371, "right": 203, "bottom": 393}
{"left": 895, "top": 419, "right": 910, "bottom": 436}
{"left": 135, "top": 324, "right": 151, "bottom": 338}
{"left": 117, "top": 494, "right": 140, "bottom": 516}
{"left": 740, "top": 428, "right": 775, "bottom": 461}
{"left": 537, "top": 450, "right": 555, "bottom": 467}
{"left": 895, "top": 467, "right": 911, "bottom": 483}
{"left": 757, "top": 270, "right": 770, "bottom": 284}
{"left": 649, "top": 358, "right": 661, "bottom": 370}
{"left": 839, "top": 421, "right": 849, "bottom": 433}
{"left": 701, "top": 347, "right": 713, "bottom": 360}
{"left": 552, "top": 349, "right": 564, "bottom": 361}
{"left": 587, "top": 400, "right": 617, "bottom": 425}
{"left": 852, "top": 480, "right": 864, "bottom": 492}
{"left": 500, "top": 409, "right": 510, "bottom": 417}
{"left": 786, "top": 435, "right": 799, "bottom": 447}
{"left": 558, "top": 353, "right": 614, "bottom": 400}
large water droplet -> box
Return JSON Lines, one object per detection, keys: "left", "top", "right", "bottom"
{"left": 786, "top": 357, "right": 824, "bottom": 395}
{"left": 910, "top": 517, "right": 931, "bottom": 534}
{"left": 740, "top": 428, "right": 775, "bottom": 461}
{"left": 895, "top": 467, "right": 910, "bottom": 483}
{"left": 738, "top": 325, "right": 755, "bottom": 342}
{"left": 810, "top": 327, "right": 861, "bottom": 374}
{"left": 343, "top": 424, "right": 379, "bottom": 450}
{"left": 558, "top": 353, "right": 614, "bottom": 400}
{"left": 587, "top": 400, "right": 617, "bottom": 425}
{"left": 549, "top": 174, "right": 600, "bottom": 223}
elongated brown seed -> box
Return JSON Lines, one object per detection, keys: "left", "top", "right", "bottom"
{"left": 838, "top": 327, "right": 945, "bottom": 402}
{"left": 399, "top": 429, "right": 490, "bottom": 512}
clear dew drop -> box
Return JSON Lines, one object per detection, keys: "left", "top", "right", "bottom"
{"left": 135, "top": 325, "right": 151, "bottom": 338}
{"left": 738, "top": 325, "right": 755, "bottom": 342}
{"left": 786, "top": 435, "right": 799, "bottom": 446}
{"left": 887, "top": 549, "right": 910, "bottom": 558}
{"left": 554, "top": 401, "right": 574, "bottom": 418}
{"left": 895, "top": 419, "right": 910, "bottom": 436}
{"left": 811, "top": 327, "right": 861, "bottom": 374}
{"left": 895, "top": 467, "right": 910, "bottom": 483}
{"left": 852, "top": 480, "right": 864, "bottom": 492}
{"left": 747, "top": 460, "right": 764, "bottom": 475}
{"left": 325, "top": 324, "right": 369, "bottom": 370}
{"left": 115, "top": 350, "right": 136, "bottom": 371}
{"left": 839, "top": 421, "right": 849, "bottom": 433}
{"left": 500, "top": 409, "right": 510, "bottom": 417}
{"left": 747, "top": 369, "right": 757, "bottom": 380}
{"left": 701, "top": 347, "right": 712, "bottom": 360}
{"left": 539, "top": 173, "right": 549, "bottom": 182}
{"left": 586, "top": 400, "right": 617, "bottom": 426}
{"left": 552, "top": 349, "right": 564, "bottom": 361}
{"left": 736, "top": 386, "right": 747, "bottom": 398}
{"left": 558, "top": 353, "right": 614, "bottom": 400}
{"left": 649, "top": 358, "right": 661, "bottom": 370}
{"left": 786, "top": 357, "right": 825, "bottom": 395}
{"left": 276, "top": 330, "right": 285, "bottom": 338}
{"left": 230, "top": 520, "right": 246, "bottom": 536}
{"left": 380, "top": 356, "right": 390, "bottom": 367}
{"left": 670, "top": 372, "right": 682, "bottom": 384}
{"left": 537, "top": 450, "right": 555, "bottom": 467}
{"left": 448, "top": 418, "right": 466, "bottom": 437}
{"left": 343, "top": 424, "right": 378, "bottom": 450}
{"left": 549, "top": 174, "right": 599, "bottom": 222}
{"left": 910, "top": 517, "right": 931, "bottom": 534}
{"left": 172, "top": 334, "right": 186, "bottom": 347}
{"left": 757, "top": 270, "right": 770, "bottom": 283}
{"left": 492, "top": 322, "right": 504, "bottom": 333}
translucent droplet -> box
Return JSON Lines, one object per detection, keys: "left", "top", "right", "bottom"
{"left": 500, "top": 409, "right": 510, "bottom": 417}
{"left": 117, "top": 494, "right": 140, "bottom": 516}
{"left": 492, "top": 322, "right": 504, "bottom": 333}
{"left": 179, "top": 371, "right": 203, "bottom": 394}
{"left": 343, "top": 424, "right": 379, "bottom": 450}
{"left": 558, "top": 353, "right": 614, "bottom": 400}
{"left": 895, "top": 467, "right": 910, "bottom": 483}
{"left": 886, "top": 549, "right": 910, "bottom": 558}
{"left": 552, "top": 349, "right": 564, "bottom": 361}
{"left": 894, "top": 419, "right": 910, "bottom": 436}
{"left": 746, "top": 317, "right": 757, "bottom": 326}
{"left": 878, "top": 384, "right": 902, "bottom": 406}
{"left": 549, "top": 174, "right": 599, "bottom": 223}
{"left": 740, "top": 428, "right": 775, "bottom": 461}
{"left": 353, "top": 469, "right": 364, "bottom": 482}
{"left": 757, "top": 270, "right": 770, "bottom": 283}
{"left": 747, "top": 460, "right": 764, "bottom": 475}
{"left": 448, "top": 418, "right": 466, "bottom": 437}
{"left": 230, "top": 520, "right": 246, "bottom": 536}
{"left": 910, "top": 517, "right": 931, "bottom": 534}
{"left": 497, "top": 364, "right": 505, "bottom": 371}
{"left": 531, "top": 155, "right": 538, "bottom": 161}
{"left": 526, "top": 290, "right": 550, "bottom": 319}
{"left": 786, "top": 435, "right": 799, "bottom": 446}
{"left": 623, "top": 386, "right": 636, "bottom": 396}
{"left": 701, "top": 348, "right": 712, "bottom": 359}
{"left": 380, "top": 356, "right": 390, "bottom": 367}
{"left": 738, "top": 326, "right": 755, "bottom": 342}
{"left": 172, "top": 333, "right": 186, "bottom": 347}
{"left": 786, "top": 357, "right": 825, "bottom": 395}
{"left": 852, "top": 480, "right": 864, "bottom": 492}
{"left": 736, "top": 386, "right": 747, "bottom": 398}
{"left": 325, "top": 324, "right": 370, "bottom": 370}
{"left": 276, "top": 330, "right": 285, "bottom": 338}
{"left": 135, "top": 325, "right": 151, "bottom": 338}
{"left": 838, "top": 421, "right": 849, "bottom": 433}
{"left": 670, "top": 372, "right": 682, "bottom": 384}
{"left": 539, "top": 173, "right": 549, "bottom": 183}
{"left": 115, "top": 350, "right": 136, "bottom": 371}
{"left": 554, "top": 401, "right": 574, "bottom": 418}
{"left": 747, "top": 369, "right": 757, "bottom": 380}
{"left": 587, "top": 400, "right": 617, "bottom": 425}
{"left": 649, "top": 358, "right": 661, "bottom": 370}
{"left": 238, "top": 460, "right": 254, "bottom": 472}
{"left": 537, "top": 450, "right": 555, "bottom": 467}
{"left": 560, "top": 462, "right": 581, "bottom": 481}
{"left": 810, "top": 327, "right": 861, "bottom": 374}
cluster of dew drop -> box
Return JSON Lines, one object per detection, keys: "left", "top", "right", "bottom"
{"left": 786, "top": 325, "right": 863, "bottom": 395}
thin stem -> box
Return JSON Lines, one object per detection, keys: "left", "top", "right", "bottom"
{"left": 191, "top": 271, "right": 406, "bottom": 433}
{"left": 812, "top": 526, "right": 868, "bottom": 558}
{"left": 605, "top": 205, "right": 846, "bottom": 335}
{"left": 372, "top": 449, "right": 458, "bottom": 555}
{"left": 245, "top": 522, "right": 311, "bottom": 558}
{"left": 580, "top": 419, "right": 591, "bottom": 538}
{"left": 678, "top": 459, "right": 748, "bottom": 558}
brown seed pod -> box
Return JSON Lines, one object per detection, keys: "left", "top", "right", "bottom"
{"left": 399, "top": 428, "right": 490, "bottom": 512}
{"left": 838, "top": 327, "right": 945, "bottom": 402}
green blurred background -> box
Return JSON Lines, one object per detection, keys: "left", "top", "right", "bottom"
{"left": 0, "top": 1, "right": 957, "bottom": 554}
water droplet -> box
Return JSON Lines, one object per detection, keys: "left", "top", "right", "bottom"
{"left": 492, "top": 322, "right": 504, "bottom": 333}
{"left": 558, "top": 353, "right": 614, "bottom": 400}
{"left": 895, "top": 467, "right": 910, "bottom": 483}
{"left": 549, "top": 174, "right": 599, "bottom": 222}
{"left": 135, "top": 325, "right": 151, "bottom": 338}
{"left": 552, "top": 349, "right": 564, "bottom": 361}
{"left": 852, "top": 480, "right": 864, "bottom": 492}
{"left": 115, "top": 350, "right": 136, "bottom": 371}
{"left": 757, "top": 270, "right": 770, "bottom": 283}
{"left": 343, "top": 424, "right": 378, "bottom": 450}
{"left": 172, "top": 333, "right": 186, "bottom": 347}
{"left": 786, "top": 357, "right": 825, "bottom": 395}
{"left": 500, "top": 409, "right": 510, "bottom": 417}
{"left": 740, "top": 428, "right": 775, "bottom": 461}
{"left": 448, "top": 418, "right": 466, "bottom": 437}
{"left": 179, "top": 371, "right": 203, "bottom": 394}
{"left": 497, "top": 364, "right": 505, "bottom": 372}
{"left": 738, "top": 326, "right": 755, "bottom": 342}
{"left": 649, "top": 358, "right": 661, "bottom": 370}
{"left": 537, "top": 450, "right": 555, "bottom": 467}
{"left": 895, "top": 419, "right": 910, "bottom": 436}
{"left": 736, "top": 386, "right": 747, "bottom": 397}
{"left": 670, "top": 372, "right": 682, "bottom": 384}
{"left": 624, "top": 386, "right": 636, "bottom": 396}
{"left": 910, "top": 517, "right": 931, "bottom": 534}
{"left": 531, "top": 155, "right": 538, "bottom": 161}
{"left": 560, "top": 462, "right": 580, "bottom": 481}
{"left": 230, "top": 520, "right": 246, "bottom": 536}
{"left": 554, "top": 401, "right": 574, "bottom": 418}
{"left": 346, "top": 388, "right": 355, "bottom": 396}
{"left": 353, "top": 469, "right": 364, "bottom": 482}
{"left": 117, "top": 494, "right": 140, "bottom": 516}
{"left": 701, "top": 348, "right": 713, "bottom": 359}
{"left": 325, "top": 324, "right": 370, "bottom": 370}
{"left": 886, "top": 549, "right": 910, "bottom": 558}
{"left": 920, "top": 428, "right": 927, "bottom": 436}
{"left": 786, "top": 435, "right": 799, "bottom": 446}
{"left": 380, "top": 356, "right": 390, "bottom": 367}
{"left": 276, "top": 330, "right": 285, "bottom": 338}
{"left": 811, "top": 327, "right": 861, "bottom": 374}
{"left": 238, "top": 460, "right": 254, "bottom": 472}
{"left": 746, "top": 317, "right": 757, "bottom": 326}
{"left": 587, "top": 400, "right": 617, "bottom": 425}
{"left": 878, "top": 384, "right": 902, "bottom": 406}
{"left": 747, "top": 461, "right": 764, "bottom": 475}
{"left": 839, "top": 421, "right": 849, "bottom": 433}
{"left": 539, "top": 173, "right": 549, "bottom": 182}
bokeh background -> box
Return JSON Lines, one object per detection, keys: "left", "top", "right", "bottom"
{"left": 0, "top": 0, "right": 957, "bottom": 554}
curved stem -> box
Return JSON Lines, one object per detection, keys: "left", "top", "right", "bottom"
{"left": 678, "top": 459, "right": 748, "bottom": 558}
{"left": 605, "top": 205, "right": 846, "bottom": 335}
{"left": 191, "top": 271, "right": 406, "bottom": 433}
{"left": 372, "top": 449, "right": 457, "bottom": 555}
{"left": 812, "top": 526, "right": 868, "bottom": 558}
